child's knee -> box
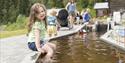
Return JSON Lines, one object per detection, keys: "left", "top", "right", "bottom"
{"left": 46, "top": 48, "right": 54, "bottom": 58}
{"left": 51, "top": 44, "right": 56, "bottom": 51}
{"left": 47, "top": 43, "right": 56, "bottom": 50}
{"left": 46, "top": 52, "right": 53, "bottom": 57}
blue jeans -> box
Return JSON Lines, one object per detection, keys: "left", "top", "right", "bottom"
{"left": 28, "top": 41, "right": 44, "bottom": 51}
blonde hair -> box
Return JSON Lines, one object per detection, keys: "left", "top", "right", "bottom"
{"left": 50, "top": 9, "right": 57, "bottom": 16}
{"left": 27, "top": 3, "right": 47, "bottom": 33}
{"left": 86, "top": 8, "right": 90, "bottom": 12}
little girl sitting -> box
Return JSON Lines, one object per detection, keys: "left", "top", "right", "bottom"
{"left": 27, "top": 3, "right": 56, "bottom": 62}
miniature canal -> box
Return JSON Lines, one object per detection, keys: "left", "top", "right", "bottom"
{"left": 37, "top": 31, "right": 125, "bottom": 63}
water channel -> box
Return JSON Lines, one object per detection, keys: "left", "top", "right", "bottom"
{"left": 37, "top": 31, "right": 125, "bottom": 63}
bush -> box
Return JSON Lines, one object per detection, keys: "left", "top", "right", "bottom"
{"left": 89, "top": 9, "right": 96, "bottom": 18}
{"left": 80, "top": 8, "right": 96, "bottom": 18}
{"left": 5, "top": 15, "right": 28, "bottom": 31}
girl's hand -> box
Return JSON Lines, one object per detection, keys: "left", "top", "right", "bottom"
{"left": 38, "top": 48, "right": 45, "bottom": 53}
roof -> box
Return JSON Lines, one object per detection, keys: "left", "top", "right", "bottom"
{"left": 94, "top": 2, "right": 109, "bottom": 9}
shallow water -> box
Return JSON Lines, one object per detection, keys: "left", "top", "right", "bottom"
{"left": 37, "top": 32, "right": 125, "bottom": 63}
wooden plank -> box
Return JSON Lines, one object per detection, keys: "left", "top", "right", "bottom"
{"left": 20, "top": 52, "right": 38, "bottom": 63}
{"left": 45, "top": 24, "right": 85, "bottom": 40}
{"left": 100, "top": 30, "right": 125, "bottom": 51}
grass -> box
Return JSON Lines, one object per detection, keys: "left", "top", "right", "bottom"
{"left": 0, "top": 15, "right": 28, "bottom": 39}
{"left": 0, "top": 29, "right": 27, "bottom": 39}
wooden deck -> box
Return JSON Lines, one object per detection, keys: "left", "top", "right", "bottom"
{"left": 46, "top": 24, "right": 85, "bottom": 40}
{"left": 100, "top": 30, "right": 125, "bottom": 51}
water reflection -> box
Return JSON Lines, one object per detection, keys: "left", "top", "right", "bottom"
{"left": 57, "top": 32, "right": 125, "bottom": 63}
{"left": 37, "top": 32, "right": 125, "bottom": 63}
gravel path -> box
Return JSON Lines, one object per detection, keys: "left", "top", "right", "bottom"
{"left": 0, "top": 35, "right": 32, "bottom": 63}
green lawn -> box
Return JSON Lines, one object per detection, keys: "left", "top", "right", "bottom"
{"left": 0, "top": 29, "right": 27, "bottom": 39}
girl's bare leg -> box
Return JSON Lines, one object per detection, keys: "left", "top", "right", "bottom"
{"left": 46, "top": 42, "right": 56, "bottom": 51}
{"left": 42, "top": 44, "right": 54, "bottom": 62}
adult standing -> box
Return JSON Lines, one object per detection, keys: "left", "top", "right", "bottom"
{"left": 65, "top": 0, "right": 76, "bottom": 16}
{"left": 66, "top": 0, "right": 76, "bottom": 26}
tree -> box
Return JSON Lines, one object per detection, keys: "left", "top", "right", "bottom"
{"left": 88, "top": 0, "right": 94, "bottom": 8}
{"left": 0, "top": 0, "right": 19, "bottom": 24}
{"left": 56, "top": 0, "right": 64, "bottom": 8}
{"left": 18, "top": 0, "right": 30, "bottom": 16}
{"left": 0, "top": 0, "right": 103, "bottom": 25}
{"left": 76, "top": 0, "right": 88, "bottom": 11}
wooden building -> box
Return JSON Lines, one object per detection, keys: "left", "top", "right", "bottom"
{"left": 94, "top": 2, "right": 109, "bottom": 17}
{"left": 94, "top": 0, "right": 125, "bottom": 17}
{"left": 109, "top": 0, "right": 125, "bottom": 13}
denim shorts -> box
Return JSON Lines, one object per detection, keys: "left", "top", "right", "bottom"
{"left": 28, "top": 41, "right": 45, "bottom": 51}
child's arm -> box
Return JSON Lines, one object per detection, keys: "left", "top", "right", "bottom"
{"left": 56, "top": 20, "right": 61, "bottom": 27}
{"left": 65, "top": 3, "right": 70, "bottom": 10}
{"left": 34, "top": 28, "right": 44, "bottom": 52}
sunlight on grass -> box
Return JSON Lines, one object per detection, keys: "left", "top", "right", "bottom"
{"left": 0, "top": 29, "right": 27, "bottom": 39}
